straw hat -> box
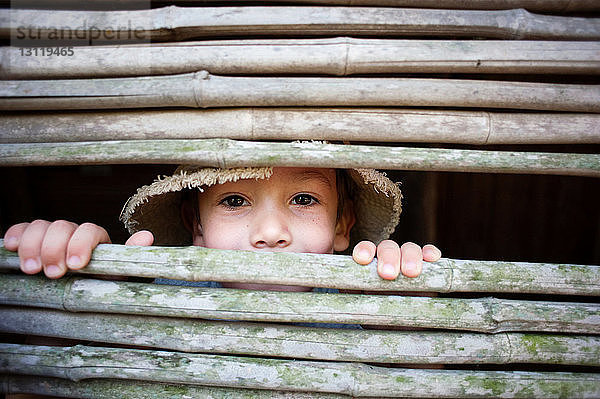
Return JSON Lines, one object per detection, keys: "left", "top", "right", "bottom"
{"left": 120, "top": 166, "right": 402, "bottom": 249}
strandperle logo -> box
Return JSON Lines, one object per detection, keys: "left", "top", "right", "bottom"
{"left": 13, "top": 20, "right": 147, "bottom": 44}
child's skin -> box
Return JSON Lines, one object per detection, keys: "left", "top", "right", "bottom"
{"left": 3, "top": 167, "right": 441, "bottom": 283}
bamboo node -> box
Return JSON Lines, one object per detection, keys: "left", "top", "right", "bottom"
{"left": 196, "top": 70, "right": 210, "bottom": 80}
{"left": 192, "top": 71, "right": 210, "bottom": 108}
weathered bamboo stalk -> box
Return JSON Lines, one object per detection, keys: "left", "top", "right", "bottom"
{"left": 219, "top": 0, "right": 600, "bottom": 10}
{"left": 3, "top": 0, "right": 599, "bottom": 12}
{"left": 1, "top": 274, "right": 598, "bottom": 333}
{"left": 2, "top": 71, "right": 599, "bottom": 112}
{"left": 3, "top": 307, "right": 599, "bottom": 365}
{"left": 2, "top": 241, "right": 599, "bottom": 295}
{"left": 3, "top": 39, "right": 600, "bottom": 79}
{"left": 0, "top": 375, "right": 344, "bottom": 399}
{"left": 2, "top": 344, "right": 600, "bottom": 398}
{"left": 3, "top": 7, "right": 600, "bottom": 42}
{"left": 1, "top": 139, "right": 599, "bottom": 177}
{"left": 2, "top": 108, "right": 600, "bottom": 145}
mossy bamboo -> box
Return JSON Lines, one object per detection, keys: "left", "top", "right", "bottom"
{"left": 2, "top": 241, "right": 599, "bottom": 295}
{"left": 4, "top": 7, "right": 600, "bottom": 42}
{"left": 1, "top": 274, "right": 598, "bottom": 333}
{"left": 2, "top": 344, "right": 599, "bottom": 397}
{"left": 2, "top": 71, "right": 599, "bottom": 112}
{"left": 0, "top": 375, "right": 344, "bottom": 399}
{"left": 0, "top": 139, "right": 599, "bottom": 177}
{"left": 3, "top": 39, "right": 600, "bottom": 79}
{"left": 2, "top": 109, "right": 600, "bottom": 145}
{"left": 2, "top": 307, "right": 599, "bottom": 365}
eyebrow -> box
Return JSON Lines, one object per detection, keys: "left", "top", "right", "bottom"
{"left": 292, "top": 170, "right": 335, "bottom": 188}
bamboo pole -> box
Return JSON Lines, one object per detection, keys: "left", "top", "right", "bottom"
{"left": 2, "top": 307, "right": 599, "bottom": 365}
{"left": 2, "top": 71, "right": 600, "bottom": 112}
{"left": 0, "top": 375, "right": 345, "bottom": 399}
{"left": 1, "top": 139, "right": 598, "bottom": 177}
{"left": 2, "top": 241, "right": 599, "bottom": 295}
{"left": 182, "top": 0, "right": 600, "bottom": 11}
{"left": 2, "top": 109, "right": 600, "bottom": 145}
{"left": 2, "top": 344, "right": 600, "bottom": 398}
{"left": 3, "top": 7, "right": 600, "bottom": 42}
{"left": 3, "top": 39, "right": 600, "bottom": 79}
{"left": 1, "top": 274, "right": 598, "bottom": 333}
{"left": 3, "top": 0, "right": 599, "bottom": 12}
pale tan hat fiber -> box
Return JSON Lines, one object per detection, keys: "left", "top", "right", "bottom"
{"left": 120, "top": 166, "right": 402, "bottom": 248}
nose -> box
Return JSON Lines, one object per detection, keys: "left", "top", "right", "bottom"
{"left": 250, "top": 207, "right": 292, "bottom": 249}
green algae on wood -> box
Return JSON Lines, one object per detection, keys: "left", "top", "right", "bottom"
{"left": 1, "top": 240, "right": 598, "bottom": 295}
{"left": 0, "top": 139, "right": 599, "bottom": 177}
{"left": 2, "top": 307, "right": 599, "bottom": 366}
{"left": 0, "top": 375, "right": 346, "bottom": 398}
{"left": 1, "top": 344, "right": 599, "bottom": 398}
{"left": 0, "top": 274, "right": 598, "bottom": 334}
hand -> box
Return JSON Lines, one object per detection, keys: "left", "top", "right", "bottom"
{"left": 3, "top": 220, "right": 154, "bottom": 279}
{"left": 352, "top": 240, "right": 441, "bottom": 280}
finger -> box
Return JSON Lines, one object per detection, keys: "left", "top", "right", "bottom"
{"left": 66, "top": 223, "right": 111, "bottom": 270}
{"left": 352, "top": 240, "right": 376, "bottom": 265}
{"left": 376, "top": 240, "right": 401, "bottom": 280}
{"left": 125, "top": 230, "right": 154, "bottom": 246}
{"left": 422, "top": 244, "right": 442, "bottom": 262}
{"left": 400, "top": 242, "right": 423, "bottom": 278}
{"left": 17, "top": 220, "right": 51, "bottom": 275}
{"left": 3, "top": 222, "right": 30, "bottom": 251}
{"left": 40, "top": 220, "right": 79, "bottom": 279}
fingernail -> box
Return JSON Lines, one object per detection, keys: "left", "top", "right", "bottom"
{"left": 358, "top": 250, "right": 370, "bottom": 260}
{"left": 382, "top": 263, "right": 396, "bottom": 278}
{"left": 404, "top": 261, "right": 417, "bottom": 275}
{"left": 4, "top": 236, "right": 18, "bottom": 248}
{"left": 22, "top": 258, "right": 40, "bottom": 273}
{"left": 45, "top": 265, "right": 63, "bottom": 278}
{"left": 67, "top": 255, "right": 82, "bottom": 268}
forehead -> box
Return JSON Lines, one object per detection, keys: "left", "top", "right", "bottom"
{"left": 280, "top": 168, "right": 336, "bottom": 187}
{"left": 204, "top": 167, "right": 337, "bottom": 192}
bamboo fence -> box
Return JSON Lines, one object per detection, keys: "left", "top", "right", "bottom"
{"left": 1, "top": 344, "right": 599, "bottom": 398}
{"left": 2, "top": 307, "right": 599, "bottom": 365}
{"left": 2, "top": 72, "right": 600, "bottom": 112}
{"left": 2, "top": 242, "right": 598, "bottom": 394}
{"left": 1, "top": 139, "right": 598, "bottom": 177}
{"left": 3, "top": 7, "right": 600, "bottom": 41}
{"left": 2, "top": 241, "right": 599, "bottom": 295}
{"left": 2, "top": 109, "right": 600, "bottom": 145}
{"left": 3, "top": 39, "right": 600, "bottom": 79}
{"left": 2, "top": 274, "right": 598, "bottom": 334}
{"left": 1, "top": 2, "right": 599, "bottom": 398}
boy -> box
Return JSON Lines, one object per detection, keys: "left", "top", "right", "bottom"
{"left": 4, "top": 166, "right": 441, "bottom": 284}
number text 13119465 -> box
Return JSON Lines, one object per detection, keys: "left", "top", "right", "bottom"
{"left": 19, "top": 47, "right": 75, "bottom": 57}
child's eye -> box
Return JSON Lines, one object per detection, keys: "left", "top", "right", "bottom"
{"left": 292, "top": 194, "right": 318, "bottom": 206}
{"left": 220, "top": 195, "right": 248, "bottom": 208}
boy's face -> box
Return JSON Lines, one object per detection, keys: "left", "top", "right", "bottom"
{"left": 192, "top": 167, "right": 354, "bottom": 257}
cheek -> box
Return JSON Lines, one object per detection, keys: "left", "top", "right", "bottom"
{"left": 202, "top": 222, "right": 248, "bottom": 250}
{"left": 195, "top": 207, "right": 249, "bottom": 250}
{"left": 296, "top": 216, "right": 337, "bottom": 253}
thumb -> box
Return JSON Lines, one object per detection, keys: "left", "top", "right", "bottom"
{"left": 125, "top": 230, "right": 154, "bottom": 246}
